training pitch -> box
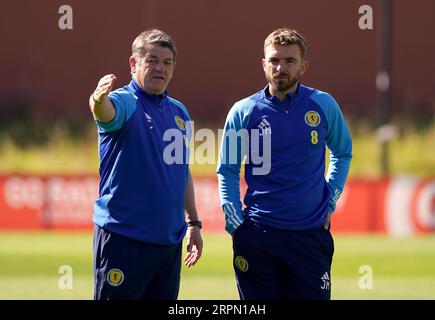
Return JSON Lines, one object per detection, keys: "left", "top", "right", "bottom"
{"left": 0, "top": 232, "right": 434, "bottom": 300}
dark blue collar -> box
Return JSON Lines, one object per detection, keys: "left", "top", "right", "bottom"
{"left": 262, "top": 82, "right": 301, "bottom": 104}
{"left": 128, "top": 78, "right": 168, "bottom": 101}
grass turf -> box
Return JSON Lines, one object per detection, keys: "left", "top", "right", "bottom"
{"left": 0, "top": 232, "right": 434, "bottom": 300}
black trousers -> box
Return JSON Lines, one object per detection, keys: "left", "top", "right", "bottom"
{"left": 93, "top": 225, "right": 182, "bottom": 300}
{"left": 232, "top": 220, "right": 334, "bottom": 300}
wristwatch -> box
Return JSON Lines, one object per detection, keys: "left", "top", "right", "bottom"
{"left": 187, "top": 220, "right": 202, "bottom": 229}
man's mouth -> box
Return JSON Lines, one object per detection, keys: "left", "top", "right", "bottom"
{"left": 152, "top": 76, "right": 165, "bottom": 81}
{"left": 274, "top": 74, "right": 289, "bottom": 80}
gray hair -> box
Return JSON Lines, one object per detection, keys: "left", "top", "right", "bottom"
{"left": 132, "top": 29, "right": 177, "bottom": 60}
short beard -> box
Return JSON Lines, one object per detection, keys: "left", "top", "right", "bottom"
{"left": 276, "top": 72, "right": 300, "bottom": 93}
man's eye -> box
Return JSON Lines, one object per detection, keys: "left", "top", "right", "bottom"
{"left": 164, "top": 61, "right": 173, "bottom": 66}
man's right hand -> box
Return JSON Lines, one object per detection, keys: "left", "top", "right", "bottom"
{"left": 93, "top": 74, "right": 117, "bottom": 103}
{"left": 90, "top": 74, "right": 117, "bottom": 123}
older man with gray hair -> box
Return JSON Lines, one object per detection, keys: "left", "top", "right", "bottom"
{"left": 90, "top": 29, "right": 203, "bottom": 300}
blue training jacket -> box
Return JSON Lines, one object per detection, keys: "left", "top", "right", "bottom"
{"left": 217, "top": 84, "right": 352, "bottom": 234}
{"left": 93, "top": 79, "right": 191, "bottom": 245}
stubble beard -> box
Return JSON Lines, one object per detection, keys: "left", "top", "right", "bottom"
{"left": 276, "top": 72, "right": 300, "bottom": 93}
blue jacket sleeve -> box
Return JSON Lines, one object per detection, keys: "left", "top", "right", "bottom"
{"left": 317, "top": 92, "right": 353, "bottom": 214}
{"left": 95, "top": 89, "right": 137, "bottom": 132}
{"left": 216, "top": 101, "right": 252, "bottom": 234}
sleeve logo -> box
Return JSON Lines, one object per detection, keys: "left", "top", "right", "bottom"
{"left": 305, "top": 111, "right": 321, "bottom": 127}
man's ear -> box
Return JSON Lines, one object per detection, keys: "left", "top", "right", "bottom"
{"left": 261, "top": 58, "right": 266, "bottom": 72}
{"left": 300, "top": 59, "right": 309, "bottom": 76}
{"left": 129, "top": 55, "right": 137, "bottom": 74}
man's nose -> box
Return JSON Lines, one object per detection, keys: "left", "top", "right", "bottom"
{"left": 155, "top": 62, "right": 164, "bottom": 72}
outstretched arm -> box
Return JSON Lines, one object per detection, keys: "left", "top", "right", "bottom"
{"left": 89, "top": 74, "right": 117, "bottom": 122}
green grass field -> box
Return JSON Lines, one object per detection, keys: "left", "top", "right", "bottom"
{"left": 0, "top": 232, "right": 434, "bottom": 300}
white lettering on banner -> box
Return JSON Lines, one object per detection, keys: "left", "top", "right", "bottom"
{"left": 194, "top": 180, "right": 221, "bottom": 222}
{"left": 193, "top": 179, "right": 248, "bottom": 226}
{"left": 386, "top": 177, "right": 419, "bottom": 235}
{"left": 2, "top": 175, "right": 433, "bottom": 232}
{"left": 4, "top": 177, "right": 44, "bottom": 209}
{"left": 43, "top": 177, "right": 98, "bottom": 225}
{"left": 416, "top": 182, "right": 435, "bottom": 230}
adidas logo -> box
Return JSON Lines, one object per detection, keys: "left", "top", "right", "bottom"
{"left": 258, "top": 118, "right": 272, "bottom": 136}
{"left": 321, "top": 272, "right": 330, "bottom": 291}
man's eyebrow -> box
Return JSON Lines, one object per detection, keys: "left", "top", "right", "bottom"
{"left": 146, "top": 55, "right": 173, "bottom": 61}
{"left": 268, "top": 56, "right": 297, "bottom": 61}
